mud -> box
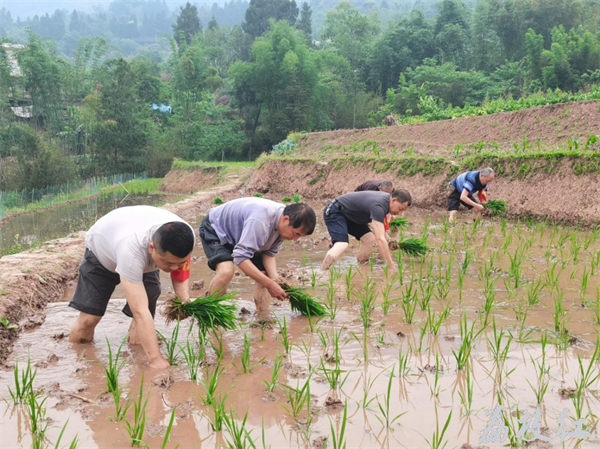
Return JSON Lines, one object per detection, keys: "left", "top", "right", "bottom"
{"left": 295, "top": 100, "right": 600, "bottom": 158}
{"left": 0, "top": 176, "right": 250, "bottom": 364}
{"left": 158, "top": 167, "right": 221, "bottom": 194}
{"left": 2, "top": 209, "right": 600, "bottom": 448}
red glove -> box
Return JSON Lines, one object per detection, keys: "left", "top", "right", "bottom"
{"left": 170, "top": 255, "right": 191, "bottom": 281}
{"left": 384, "top": 215, "right": 390, "bottom": 232}
{"left": 478, "top": 190, "right": 488, "bottom": 203}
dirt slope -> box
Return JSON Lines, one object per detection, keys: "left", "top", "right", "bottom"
{"left": 296, "top": 100, "right": 600, "bottom": 157}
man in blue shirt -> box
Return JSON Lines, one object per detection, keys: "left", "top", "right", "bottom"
{"left": 448, "top": 168, "right": 495, "bottom": 223}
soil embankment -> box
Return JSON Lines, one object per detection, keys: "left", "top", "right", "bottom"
{"left": 295, "top": 100, "right": 600, "bottom": 157}
{"left": 0, "top": 176, "right": 248, "bottom": 362}
{"left": 248, "top": 154, "right": 600, "bottom": 225}
{"left": 158, "top": 166, "right": 221, "bottom": 194}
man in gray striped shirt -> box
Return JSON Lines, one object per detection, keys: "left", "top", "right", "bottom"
{"left": 200, "top": 198, "right": 316, "bottom": 316}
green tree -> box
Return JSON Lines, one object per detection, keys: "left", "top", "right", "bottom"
{"left": 297, "top": 2, "right": 312, "bottom": 44}
{"left": 524, "top": 28, "right": 544, "bottom": 82}
{"left": 434, "top": 0, "right": 472, "bottom": 68}
{"left": 242, "top": 0, "right": 299, "bottom": 39}
{"left": 173, "top": 2, "right": 202, "bottom": 46}
{"left": 472, "top": 0, "right": 503, "bottom": 72}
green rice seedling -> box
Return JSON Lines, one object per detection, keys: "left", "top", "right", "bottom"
{"left": 161, "top": 408, "right": 177, "bottom": 449}
{"left": 426, "top": 306, "right": 446, "bottom": 336}
{"left": 458, "top": 366, "right": 474, "bottom": 416}
{"left": 526, "top": 277, "right": 545, "bottom": 307}
{"left": 282, "top": 196, "right": 292, "bottom": 203}
{"left": 421, "top": 215, "right": 431, "bottom": 240}
{"left": 100, "top": 336, "right": 127, "bottom": 395}
{"left": 552, "top": 320, "right": 571, "bottom": 351}
{"left": 481, "top": 282, "right": 496, "bottom": 328}
{"left": 590, "top": 250, "right": 600, "bottom": 275}
{"left": 398, "top": 238, "right": 429, "bottom": 257}
{"left": 376, "top": 367, "right": 406, "bottom": 427}
{"left": 580, "top": 267, "right": 590, "bottom": 306}
{"left": 508, "top": 248, "right": 523, "bottom": 288}
{"left": 25, "top": 391, "right": 49, "bottom": 449}
{"left": 545, "top": 261, "right": 563, "bottom": 293}
{"left": 418, "top": 281, "right": 435, "bottom": 311}
{"left": 358, "top": 369, "right": 383, "bottom": 410}
{"left": 319, "top": 359, "right": 349, "bottom": 390}
{"left": 210, "top": 328, "right": 226, "bottom": 359}
{"left": 281, "top": 374, "right": 312, "bottom": 419}
{"left": 500, "top": 218, "right": 508, "bottom": 236}
{"left": 495, "top": 393, "right": 525, "bottom": 448}
{"left": 570, "top": 234, "right": 583, "bottom": 263}
{"left": 343, "top": 266, "right": 356, "bottom": 302}
{"left": 275, "top": 316, "right": 291, "bottom": 354}
{"left": 553, "top": 290, "right": 566, "bottom": 332}
{"left": 235, "top": 332, "right": 253, "bottom": 374}
{"left": 577, "top": 349, "right": 599, "bottom": 389}
{"left": 328, "top": 400, "right": 348, "bottom": 449}
{"left": 424, "top": 411, "right": 452, "bottom": 449}
{"left": 401, "top": 293, "right": 418, "bottom": 325}
{"left": 592, "top": 289, "right": 600, "bottom": 325}
{"left": 381, "top": 277, "right": 398, "bottom": 315}
{"left": 457, "top": 269, "right": 465, "bottom": 302}
{"left": 0, "top": 316, "right": 17, "bottom": 330}
{"left": 330, "top": 327, "right": 344, "bottom": 364}
{"left": 389, "top": 217, "right": 409, "bottom": 231}
{"left": 164, "top": 292, "right": 239, "bottom": 336}
{"left": 429, "top": 353, "right": 443, "bottom": 397}
{"left": 180, "top": 339, "right": 204, "bottom": 382}
{"left": 8, "top": 358, "right": 37, "bottom": 404}
{"left": 488, "top": 319, "right": 512, "bottom": 371}
{"left": 453, "top": 314, "right": 477, "bottom": 370}
{"left": 208, "top": 393, "right": 228, "bottom": 431}
{"left": 157, "top": 319, "right": 181, "bottom": 365}
{"left": 292, "top": 193, "right": 301, "bottom": 203}
{"left": 325, "top": 272, "right": 340, "bottom": 320}
{"left": 280, "top": 284, "right": 326, "bottom": 316}
{"left": 359, "top": 276, "right": 377, "bottom": 330}
{"left": 398, "top": 345, "right": 411, "bottom": 376}
{"left": 484, "top": 200, "right": 507, "bottom": 215}
{"left": 223, "top": 409, "right": 256, "bottom": 448}
{"left": 263, "top": 352, "right": 284, "bottom": 393}
{"left": 214, "top": 197, "right": 224, "bottom": 205}
{"left": 584, "top": 226, "right": 600, "bottom": 250}
{"left": 124, "top": 373, "right": 149, "bottom": 447}
{"left": 200, "top": 361, "right": 224, "bottom": 406}
{"left": 254, "top": 192, "right": 264, "bottom": 197}
{"left": 526, "top": 333, "right": 550, "bottom": 404}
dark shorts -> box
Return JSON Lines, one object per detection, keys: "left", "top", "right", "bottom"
{"left": 323, "top": 200, "right": 371, "bottom": 244}
{"left": 68, "top": 248, "right": 161, "bottom": 318}
{"left": 448, "top": 188, "right": 476, "bottom": 211}
{"left": 199, "top": 215, "right": 266, "bottom": 272}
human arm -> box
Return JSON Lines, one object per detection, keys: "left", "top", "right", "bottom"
{"left": 372, "top": 220, "right": 396, "bottom": 268}
{"left": 172, "top": 278, "right": 191, "bottom": 302}
{"left": 237, "top": 259, "right": 287, "bottom": 299}
{"left": 262, "top": 253, "right": 279, "bottom": 280}
{"left": 460, "top": 189, "right": 484, "bottom": 211}
{"left": 121, "top": 277, "right": 169, "bottom": 369}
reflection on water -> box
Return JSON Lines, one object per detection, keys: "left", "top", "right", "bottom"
{"left": 0, "top": 191, "right": 166, "bottom": 254}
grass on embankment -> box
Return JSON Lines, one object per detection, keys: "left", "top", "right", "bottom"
{"left": 101, "top": 178, "right": 163, "bottom": 195}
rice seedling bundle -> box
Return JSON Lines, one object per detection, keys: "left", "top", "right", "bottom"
{"left": 280, "top": 283, "right": 326, "bottom": 316}
{"left": 163, "top": 292, "right": 239, "bottom": 332}
{"left": 389, "top": 217, "right": 409, "bottom": 231}
{"left": 484, "top": 200, "right": 508, "bottom": 215}
{"left": 397, "top": 238, "right": 429, "bottom": 257}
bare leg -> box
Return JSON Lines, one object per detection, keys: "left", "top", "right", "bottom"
{"left": 128, "top": 319, "right": 142, "bottom": 344}
{"left": 357, "top": 232, "right": 376, "bottom": 264}
{"left": 208, "top": 261, "right": 235, "bottom": 296}
{"left": 69, "top": 312, "right": 102, "bottom": 343}
{"left": 321, "top": 242, "right": 349, "bottom": 270}
{"left": 254, "top": 282, "right": 272, "bottom": 320}
{"left": 449, "top": 210, "right": 458, "bottom": 224}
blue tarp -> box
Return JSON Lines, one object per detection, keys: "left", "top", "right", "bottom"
{"left": 151, "top": 103, "right": 172, "bottom": 113}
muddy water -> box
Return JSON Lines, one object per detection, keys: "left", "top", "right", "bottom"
{"left": 2, "top": 210, "right": 600, "bottom": 449}
{"left": 0, "top": 191, "right": 171, "bottom": 255}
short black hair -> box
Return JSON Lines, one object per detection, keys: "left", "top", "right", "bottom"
{"left": 153, "top": 222, "right": 195, "bottom": 258}
{"left": 283, "top": 203, "right": 316, "bottom": 235}
{"left": 392, "top": 189, "right": 412, "bottom": 206}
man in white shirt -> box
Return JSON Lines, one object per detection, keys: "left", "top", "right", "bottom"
{"left": 68, "top": 205, "right": 195, "bottom": 369}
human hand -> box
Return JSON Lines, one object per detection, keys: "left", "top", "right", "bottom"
{"left": 267, "top": 281, "right": 287, "bottom": 300}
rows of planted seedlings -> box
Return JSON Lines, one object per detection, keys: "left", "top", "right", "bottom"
{"left": 6, "top": 214, "right": 600, "bottom": 448}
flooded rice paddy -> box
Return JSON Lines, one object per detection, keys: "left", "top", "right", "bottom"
{"left": 1, "top": 210, "right": 600, "bottom": 448}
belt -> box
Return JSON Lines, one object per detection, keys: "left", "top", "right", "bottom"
{"left": 325, "top": 199, "right": 340, "bottom": 216}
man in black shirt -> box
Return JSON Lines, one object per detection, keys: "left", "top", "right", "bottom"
{"left": 355, "top": 180, "right": 395, "bottom": 193}
{"left": 320, "top": 189, "right": 412, "bottom": 270}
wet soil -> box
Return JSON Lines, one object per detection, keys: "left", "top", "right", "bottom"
{"left": 295, "top": 100, "right": 600, "bottom": 158}
{"left": 2, "top": 207, "right": 600, "bottom": 448}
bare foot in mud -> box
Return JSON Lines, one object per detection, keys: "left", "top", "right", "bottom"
{"left": 320, "top": 254, "right": 335, "bottom": 271}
